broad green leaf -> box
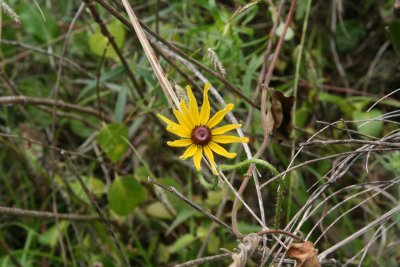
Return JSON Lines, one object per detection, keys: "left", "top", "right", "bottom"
{"left": 70, "top": 176, "right": 105, "bottom": 204}
{"left": 168, "top": 234, "right": 196, "bottom": 254}
{"left": 145, "top": 202, "right": 173, "bottom": 220}
{"left": 89, "top": 20, "right": 125, "bottom": 61}
{"left": 96, "top": 123, "right": 129, "bottom": 163}
{"left": 107, "top": 175, "right": 147, "bottom": 216}
{"left": 353, "top": 109, "right": 383, "bottom": 138}
{"left": 38, "top": 221, "right": 69, "bottom": 247}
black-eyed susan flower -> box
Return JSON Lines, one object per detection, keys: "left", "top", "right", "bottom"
{"left": 158, "top": 82, "right": 249, "bottom": 175}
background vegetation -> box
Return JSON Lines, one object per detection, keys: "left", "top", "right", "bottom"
{"left": 0, "top": 0, "right": 399, "bottom": 266}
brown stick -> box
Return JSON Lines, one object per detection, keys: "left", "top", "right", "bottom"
{"left": 0, "top": 95, "right": 110, "bottom": 121}
{"left": 0, "top": 206, "right": 101, "bottom": 221}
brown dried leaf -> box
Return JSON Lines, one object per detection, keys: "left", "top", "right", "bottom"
{"left": 287, "top": 241, "right": 320, "bottom": 267}
{"left": 266, "top": 90, "right": 295, "bottom": 141}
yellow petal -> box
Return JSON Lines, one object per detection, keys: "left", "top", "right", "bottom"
{"left": 204, "top": 145, "right": 218, "bottom": 175}
{"left": 180, "top": 99, "right": 195, "bottom": 128}
{"left": 193, "top": 146, "right": 203, "bottom": 171}
{"left": 211, "top": 124, "right": 241, "bottom": 135}
{"left": 157, "top": 114, "right": 180, "bottom": 128}
{"left": 212, "top": 135, "right": 249, "bottom": 144}
{"left": 208, "top": 141, "right": 236, "bottom": 159}
{"left": 207, "top": 104, "right": 234, "bottom": 129}
{"left": 172, "top": 109, "right": 192, "bottom": 132}
{"left": 167, "top": 139, "right": 193, "bottom": 147}
{"left": 199, "top": 82, "right": 211, "bottom": 125}
{"left": 186, "top": 85, "right": 200, "bottom": 126}
{"left": 180, "top": 144, "right": 198, "bottom": 159}
{"left": 166, "top": 126, "right": 191, "bottom": 138}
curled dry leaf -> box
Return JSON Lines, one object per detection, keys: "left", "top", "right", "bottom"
{"left": 287, "top": 241, "right": 320, "bottom": 267}
{"left": 266, "top": 89, "right": 295, "bottom": 141}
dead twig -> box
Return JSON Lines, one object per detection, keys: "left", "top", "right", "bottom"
{"left": 0, "top": 95, "right": 110, "bottom": 121}
{"left": 148, "top": 177, "right": 233, "bottom": 235}
{"left": 0, "top": 206, "right": 101, "bottom": 221}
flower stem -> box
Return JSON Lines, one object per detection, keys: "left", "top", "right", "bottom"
{"left": 197, "top": 172, "right": 219, "bottom": 191}
{"left": 219, "top": 159, "right": 279, "bottom": 175}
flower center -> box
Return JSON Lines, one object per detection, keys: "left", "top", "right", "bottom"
{"left": 191, "top": 125, "right": 212, "bottom": 146}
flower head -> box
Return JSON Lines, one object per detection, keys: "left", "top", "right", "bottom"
{"left": 158, "top": 82, "right": 249, "bottom": 175}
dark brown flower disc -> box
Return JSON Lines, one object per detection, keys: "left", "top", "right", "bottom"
{"left": 191, "top": 126, "right": 212, "bottom": 146}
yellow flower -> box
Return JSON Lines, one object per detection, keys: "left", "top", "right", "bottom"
{"left": 158, "top": 82, "right": 249, "bottom": 175}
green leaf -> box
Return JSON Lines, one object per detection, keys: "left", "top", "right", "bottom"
{"left": 69, "top": 176, "right": 105, "bottom": 204}
{"left": 19, "top": 2, "right": 59, "bottom": 42}
{"left": 145, "top": 202, "right": 173, "bottom": 220}
{"left": 114, "top": 88, "right": 128, "bottom": 122}
{"left": 107, "top": 175, "right": 148, "bottom": 216}
{"left": 352, "top": 109, "right": 383, "bottom": 138}
{"left": 89, "top": 20, "right": 125, "bottom": 61}
{"left": 70, "top": 120, "right": 95, "bottom": 139}
{"left": 167, "top": 209, "right": 197, "bottom": 234}
{"left": 96, "top": 123, "right": 129, "bottom": 163}
{"left": 168, "top": 234, "right": 196, "bottom": 254}
{"left": 38, "top": 221, "right": 69, "bottom": 247}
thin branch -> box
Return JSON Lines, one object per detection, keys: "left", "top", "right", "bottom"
{"left": 63, "top": 153, "right": 131, "bottom": 267}
{"left": 0, "top": 95, "right": 110, "bottom": 121}
{"left": 174, "top": 253, "right": 231, "bottom": 267}
{"left": 318, "top": 203, "right": 400, "bottom": 261}
{"left": 0, "top": 206, "right": 101, "bottom": 221}
{"left": 300, "top": 139, "right": 400, "bottom": 148}
{"left": 95, "top": 0, "right": 259, "bottom": 109}
{"left": 120, "top": 0, "right": 179, "bottom": 108}
{"left": 84, "top": 0, "right": 145, "bottom": 99}
{"left": 0, "top": 39, "right": 94, "bottom": 78}
{"left": 148, "top": 177, "right": 234, "bottom": 235}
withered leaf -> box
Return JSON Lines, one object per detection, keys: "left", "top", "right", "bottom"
{"left": 287, "top": 241, "right": 320, "bottom": 267}
{"left": 266, "top": 89, "right": 295, "bottom": 141}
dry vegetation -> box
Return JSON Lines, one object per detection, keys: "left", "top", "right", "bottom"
{"left": 1, "top": 0, "right": 400, "bottom": 266}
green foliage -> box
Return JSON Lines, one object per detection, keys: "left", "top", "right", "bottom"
{"left": 96, "top": 123, "right": 129, "bottom": 163}
{"left": 168, "top": 234, "right": 196, "bottom": 254}
{"left": 107, "top": 175, "right": 148, "bottom": 216}
{"left": 89, "top": 20, "right": 126, "bottom": 61}
{"left": 352, "top": 109, "right": 384, "bottom": 138}
{"left": 19, "top": 1, "right": 59, "bottom": 42}
{"left": 69, "top": 176, "right": 105, "bottom": 204}
{"left": 2, "top": 0, "right": 399, "bottom": 266}
{"left": 145, "top": 201, "right": 173, "bottom": 220}
{"left": 335, "top": 19, "right": 366, "bottom": 52}
{"left": 38, "top": 221, "right": 70, "bottom": 247}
